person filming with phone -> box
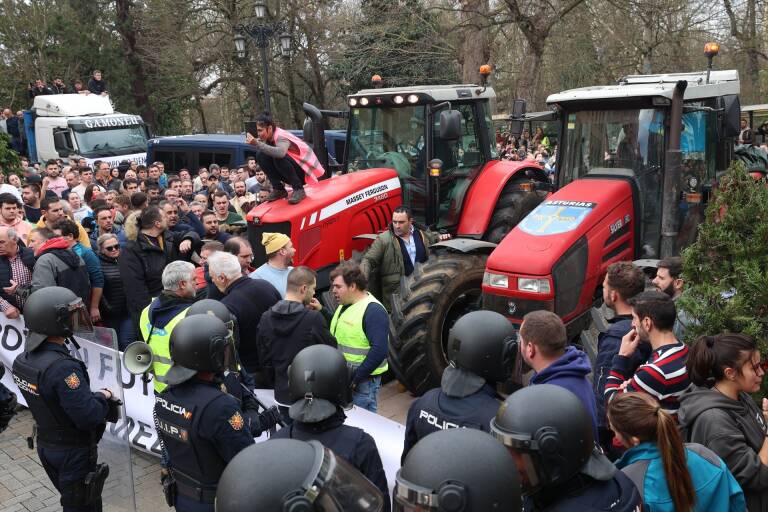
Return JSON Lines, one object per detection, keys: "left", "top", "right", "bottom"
{"left": 244, "top": 113, "right": 325, "bottom": 205}
{"left": 604, "top": 291, "right": 690, "bottom": 419}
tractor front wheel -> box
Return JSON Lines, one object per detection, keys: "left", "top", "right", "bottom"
{"left": 389, "top": 250, "right": 487, "bottom": 395}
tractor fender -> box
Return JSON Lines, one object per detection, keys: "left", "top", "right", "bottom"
{"left": 457, "top": 160, "right": 548, "bottom": 237}
{"left": 431, "top": 238, "right": 497, "bottom": 254}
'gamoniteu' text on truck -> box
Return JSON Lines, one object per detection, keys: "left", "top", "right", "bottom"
{"left": 24, "top": 94, "right": 149, "bottom": 167}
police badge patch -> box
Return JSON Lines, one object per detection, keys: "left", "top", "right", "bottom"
{"left": 228, "top": 411, "right": 244, "bottom": 431}
{"left": 64, "top": 373, "right": 81, "bottom": 389}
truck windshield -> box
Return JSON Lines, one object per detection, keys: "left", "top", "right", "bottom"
{"left": 72, "top": 125, "right": 148, "bottom": 158}
{"left": 559, "top": 108, "right": 666, "bottom": 186}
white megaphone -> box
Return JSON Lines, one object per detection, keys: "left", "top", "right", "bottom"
{"left": 122, "top": 341, "right": 154, "bottom": 375}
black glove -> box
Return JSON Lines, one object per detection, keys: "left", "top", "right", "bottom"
{"left": 240, "top": 389, "right": 260, "bottom": 414}
{"left": 246, "top": 406, "right": 283, "bottom": 435}
{"left": 0, "top": 393, "right": 17, "bottom": 433}
{"left": 105, "top": 397, "right": 122, "bottom": 424}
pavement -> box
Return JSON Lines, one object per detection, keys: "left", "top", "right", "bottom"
{"left": 0, "top": 380, "right": 414, "bottom": 511}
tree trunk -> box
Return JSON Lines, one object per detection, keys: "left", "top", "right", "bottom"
{"left": 516, "top": 44, "right": 545, "bottom": 108}
{"left": 641, "top": 18, "right": 653, "bottom": 73}
{"left": 458, "top": 0, "right": 490, "bottom": 83}
{"left": 114, "top": 0, "right": 156, "bottom": 127}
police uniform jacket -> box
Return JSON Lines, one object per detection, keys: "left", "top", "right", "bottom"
{"left": 272, "top": 409, "right": 391, "bottom": 512}
{"left": 154, "top": 378, "right": 254, "bottom": 504}
{"left": 402, "top": 383, "right": 500, "bottom": 463}
{"left": 12, "top": 341, "right": 109, "bottom": 447}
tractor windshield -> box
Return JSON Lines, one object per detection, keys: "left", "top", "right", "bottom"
{"left": 558, "top": 108, "right": 666, "bottom": 185}
{"left": 347, "top": 105, "right": 427, "bottom": 178}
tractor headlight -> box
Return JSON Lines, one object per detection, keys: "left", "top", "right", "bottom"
{"left": 483, "top": 272, "right": 509, "bottom": 289}
{"left": 517, "top": 277, "right": 551, "bottom": 294}
{"left": 393, "top": 95, "right": 404, "bottom": 104}
{"left": 360, "top": 97, "right": 369, "bottom": 106}
{"left": 349, "top": 98, "right": 358, "bottom": 107}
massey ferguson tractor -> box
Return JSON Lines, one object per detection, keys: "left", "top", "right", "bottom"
{"left": 477, "top": 68, "right": 741, "bottom": 373}
{"left": 246, "top": 77, "right": 550, "bottom": 380}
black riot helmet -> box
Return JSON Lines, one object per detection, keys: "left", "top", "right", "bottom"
{"left": 490, "top": 384, "right": 594, "bottom": 495}
{"left": 23, "top": 287, "right": 91, "bottom": 352}
{"left": 395, "top": 428, "right": 521, "bottom": 512}
{"left": 287, "top": 345, "right": 352, "bottom": 423}
{"left": 216, "top": 439, "right": 384, "bottom": 512}
{"left": 164, "top": 314, "right": 235, "bottom": 386}
{"left": 186, "top": 299, "right": 236, "bottom": 343}
{"left": 442, "top": 310, "right": 516, "bottom": 396}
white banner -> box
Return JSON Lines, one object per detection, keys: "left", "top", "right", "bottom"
{"left": 0, "top": 316, "right": 406, "bottom": 492}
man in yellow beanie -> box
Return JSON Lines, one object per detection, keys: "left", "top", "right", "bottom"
{"left": 249, "top": 232, "right": 295, "bottom": 297}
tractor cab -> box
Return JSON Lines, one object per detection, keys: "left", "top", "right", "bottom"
{"left": 482, "top": 68, "right": 742, "bottom": 338}
{"left": 344, "top": 84, "right": 497, "bottom": 229}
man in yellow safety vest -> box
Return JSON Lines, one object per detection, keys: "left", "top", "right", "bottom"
{"left": 139, "top": 260, "right": 197, "bottom": 393}
{"left": 329, "top": 261, "right": 389, "bottom": 413}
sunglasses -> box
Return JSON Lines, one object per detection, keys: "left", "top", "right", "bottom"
{"left": 103, "top": 245, "right": 119, "bottom": 252}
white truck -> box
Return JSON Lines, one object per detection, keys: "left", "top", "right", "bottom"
{"left": 23, "top": 94, "right": 149, "bottom": 167}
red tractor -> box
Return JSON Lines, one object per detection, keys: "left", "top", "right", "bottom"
{"left": 480, "top": 68, "right": 742, "bottom": 364}
{"left": 246, "top": 78, "right": 550, "bottom": 388}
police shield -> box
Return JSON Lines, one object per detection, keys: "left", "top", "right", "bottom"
{"left": 72, "top": 326, "right": 137, "bottom": 512}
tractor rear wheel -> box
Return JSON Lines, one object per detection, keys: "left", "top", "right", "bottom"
{"left": 485, "top": 180, "right": 547, "bottom": 243}
{"left": 389, "top": 250, "right": 487, "bottom": 395}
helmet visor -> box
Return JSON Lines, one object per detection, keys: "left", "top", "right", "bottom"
{"left": 490, "top": 429, "right": 543, "bottom": 493}
{"left": 66, "top": 298, "right": 92, "bottom": 333}
{"left": 302, "top": 444, "right": 384, "bottom": 512}
{"left": 392, "top": 471, "right": 446, "bottom": 511}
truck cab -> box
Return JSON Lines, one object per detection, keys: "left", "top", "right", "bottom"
{"left": 25, "top": 94, "right": 149, "bottom": 167}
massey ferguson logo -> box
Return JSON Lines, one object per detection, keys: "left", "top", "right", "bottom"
{"left": 419, "top": 410, "right": 461, "bottom": 430}
{"left": 13, "top": 375, "right": 39, "bottom": 396}
{"left": 155, "top": 396, "right": 192, "bottom": 420}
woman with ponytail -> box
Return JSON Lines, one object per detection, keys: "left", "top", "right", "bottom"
{"left": 678, "top": 333, "right": 768, "bottom": 511}
{"left": 609, "top": 392, "right": 744, "bottom": 511}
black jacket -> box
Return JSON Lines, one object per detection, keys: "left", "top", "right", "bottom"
{"left": 0, "top": 244, "right": 35, "bottom": 309}
{"left": 87, "top": 78, "right": 107, "bottom": 95}
{"left": 257, "top": 300, "right": 337, "bottom": 404}
{"left": 98, "top": 253, "right": 128, "bottom": 316}
{"left": 119, "top": 229, "right": 200, "bottom": 320}
{"left": 220, "top": 277, "right": 280, "bottom": 373}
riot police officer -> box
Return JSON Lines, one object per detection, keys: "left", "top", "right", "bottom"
{"left": 216, "top": 438, "right": 385, "bottom": 512}
{"left": 401, "top": 310, "right": 515, "bottom": 462}
{"left": 395, "top": 428, "right": 522, "bottom": 511}
{"left": 153, "top": 314, "right": 255, "bottom": 512}
{"left": 12, "top": 287, "right": 118, "bottom": 512}
{"left": 0, "top": 365, "right": 17, "bottom": 433}
{"left": 185, "top": 298, "right": 281, "bottom": 434}
{"left": 490, "top": 384, "right": 642, "bottom": 511}
{"left": 272, "top": 344, "right": 391, "bottom": 511}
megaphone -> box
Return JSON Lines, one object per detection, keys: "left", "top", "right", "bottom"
{"left": 123, "top": 342, "right": 154, "bottom": 375}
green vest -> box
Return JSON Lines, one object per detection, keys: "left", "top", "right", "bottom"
{"left": 330, "top": 293, "right": 388, "bottom": 376}
{"left": 139, "top": 302, "right": 189, "bottom": 393}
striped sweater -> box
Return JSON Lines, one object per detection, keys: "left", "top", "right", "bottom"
{"left": 605, "top": 341, "right": 690, "bottom": 416}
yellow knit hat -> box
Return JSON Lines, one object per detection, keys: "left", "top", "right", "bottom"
{"left": 262, "top": 232, "right": 291, "bottom": 254}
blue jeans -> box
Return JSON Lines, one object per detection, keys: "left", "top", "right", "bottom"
{"left": 103, "top": 314, "right": 137, "bottom": 351}
{"left": 352, "top": 375, "right": 382, "bottom": 413}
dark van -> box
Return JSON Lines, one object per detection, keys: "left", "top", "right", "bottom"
{"left": 146, "top": 130, "right": 346, "bottom": 175}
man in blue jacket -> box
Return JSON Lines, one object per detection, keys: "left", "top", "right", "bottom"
{"left": 519, "top": 310, "right": 598, "bottom": 439}
{"left": 594, "top": 261, "right": 649, "bottom": 456}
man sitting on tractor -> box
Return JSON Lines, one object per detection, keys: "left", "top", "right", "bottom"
{"left": 361, "top": 205, "right": 449, "bottom": 311}
{"left": 245, "top": 112, "right": 325, "bottom": 205}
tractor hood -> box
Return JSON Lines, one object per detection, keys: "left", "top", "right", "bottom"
{"left": 246, "top": 168, "right": 401, "bottom": 226}
{"left": 487, "top": 178, "right": 634, "bottom": 276}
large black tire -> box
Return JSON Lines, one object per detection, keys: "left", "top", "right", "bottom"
{"left": 389, "top": 181, "right": 546, "bottom": 395}
{"left": 389, "top": 250, "right": 487, "bottom": 395}
{"left": 485, "top": 180, "right": 547, "bottom": 243}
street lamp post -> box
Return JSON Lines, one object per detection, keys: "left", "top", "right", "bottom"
{"left": 234, "top": 1, "right": 292, "bottom": 113}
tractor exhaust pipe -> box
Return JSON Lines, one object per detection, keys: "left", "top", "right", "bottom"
{"left": 303, "top": 102, "right": 330, "bottom": 178}
{"left": 659, "top": 80, "right": 687, "bottom": 258}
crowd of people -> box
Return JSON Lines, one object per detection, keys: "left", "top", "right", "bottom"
{"left": 0, "top": 141, "right": 763, "bottom": 510}
{"left": 27, "top": 70, "right": 109, "bottom": 99}
{"left": 495, "top": 126, "right": 557, "bottom": 176}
